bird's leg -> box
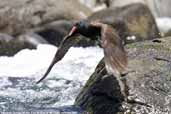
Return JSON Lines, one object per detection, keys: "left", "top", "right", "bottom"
{"left": 121, "top": 70, "right": 136, "bottom": 77}
{"left": 116, "top": 76, "right": 129, "bottom": 101}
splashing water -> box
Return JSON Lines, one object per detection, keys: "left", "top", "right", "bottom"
{"left": 0, "top": 44, "right": 103, "bottom": 111}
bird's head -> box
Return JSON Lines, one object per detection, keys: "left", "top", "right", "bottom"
{"left": 68, "top": 20, "right": 101, "bottom": 38}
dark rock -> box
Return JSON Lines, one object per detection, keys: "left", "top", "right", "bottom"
{"left": 88, "top": 3, "right": 161, "bottom": 44}
{"left": 0, "top": 33, "right": 22, "bottom": 56}
{"left": 36, "top": 20, "right": 97, "bottom": 47}
{"left": 0, "top": 32, "right": 46, "bottom": 56}
{"left": 0, "top": 33, "right": 15, "bottom": 55}
{"left": 75, "top": 59, "right": 124, "bottom": 114}
{"left": 36, "top": 20, "right": 73, "bottom": 46}
{"left": 0, "top": 0, "right": 92, "bottom": 35}
{"left": 18, "top": 32, "right": 49, "bottom": 46}
{"left": 99, "top": 0, "right": 111, "bottom": 7}
{"left": 75, "top": 37, "right": 171, "bottom": 114}
{"left": 74, "top": 36, "right": 97, "bottom": 47}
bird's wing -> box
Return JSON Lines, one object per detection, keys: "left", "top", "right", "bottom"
{"left": 100, "top": 25, "right": 127, "bottom": 76}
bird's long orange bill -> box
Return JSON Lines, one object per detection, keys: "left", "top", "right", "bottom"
{"left": 36, "top": 34, "right": 80, "bottom": 84}
{"left": 69, "top": 26, "right": 77, "bottom": 36}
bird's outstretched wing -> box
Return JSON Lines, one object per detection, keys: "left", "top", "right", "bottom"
{"left": 100, "top": 25, "right": 127, "bottom": 76}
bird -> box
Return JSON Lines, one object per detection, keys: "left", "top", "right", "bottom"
{"left": 36, "top": 20, "right": 128, "bottom": 100}
{"left": 36, "top": 21, "right": 153, "bottom": 108}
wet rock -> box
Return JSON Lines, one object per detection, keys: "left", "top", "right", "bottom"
{"left": 88, "top": 3, "right": 161, "bottom": 44}
{"left": 0, "top": 32, "right": 46, "bottom": 56}
{"left": 35, "top": 20, "right": 73, "bottom": 46}
{"left": 75, "top": 37, "right": 171, "bottom": 114}
{"left": 0, "top": 0, "right": 92, "bottom": 35}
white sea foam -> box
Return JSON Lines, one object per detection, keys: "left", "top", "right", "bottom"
{"left": 0, "top": 44, "right": 103, "bottom": 82}
{"left": 0, "top": 45, "right": 103, "bottom": 109}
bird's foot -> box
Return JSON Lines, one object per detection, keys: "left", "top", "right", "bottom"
{"left": 121, "top": 70, "right": 136, "bottom": 77}
{"left": 124, "top": 97, "right": 151, "bottom": 108}
{"left": 121, "top": 98, "right": 151, "bottom": 114}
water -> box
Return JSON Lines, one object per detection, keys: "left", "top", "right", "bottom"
{"left": 0, "top": 44, "right": 103, "bottom": 111}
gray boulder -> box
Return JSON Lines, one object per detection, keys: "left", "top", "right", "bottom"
{"left": 88, "top": 3, "right": 161, "bottom": 44}
{"left": 0, "top": 0, "right": 92, "bottom": 36}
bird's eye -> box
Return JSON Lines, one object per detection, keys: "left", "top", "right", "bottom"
{"left": 75, "top": 22, "right": 80, "bottom": 26}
